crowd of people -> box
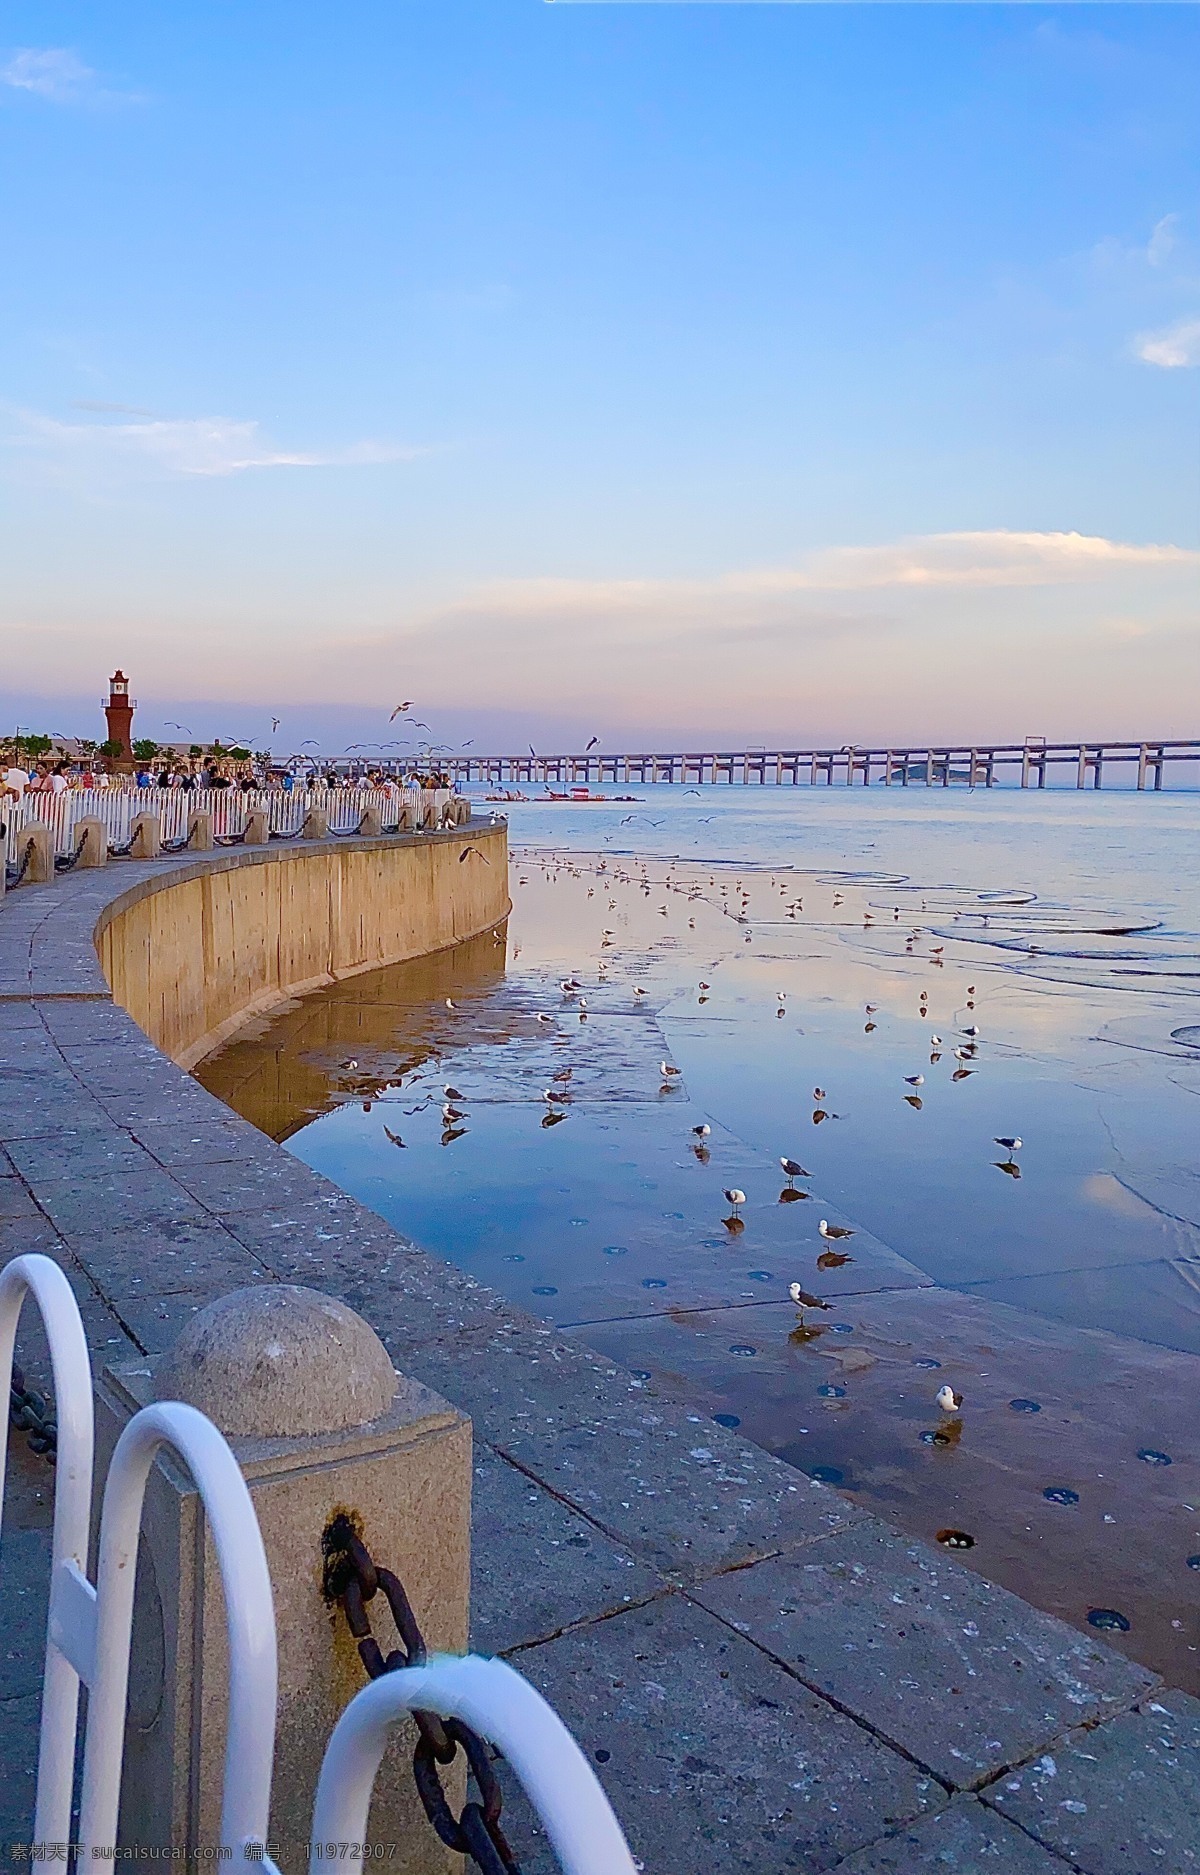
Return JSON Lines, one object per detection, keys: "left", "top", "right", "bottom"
{"left": 2, "top": 757, "right": 455, "bottom": 806}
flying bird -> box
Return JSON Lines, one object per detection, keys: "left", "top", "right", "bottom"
{"left": 459, "top": 846, "right": 491, "bottom": 864}
{"left": 383, "top": 1127, "right": 406, "bottom": 1148}
{"left": 586, "top": 736, "right": 599, "bottom": 751}
{"left": 389, "top": 703, "right": 414, "bottom": 721}
{"left": 819, "top": 1220, "right": 855, "bottom": 1241}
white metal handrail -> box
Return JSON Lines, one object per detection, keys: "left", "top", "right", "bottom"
{"left": 312, "top": 1653, "right": 638, "bottom": 1875}
{"left": 0, "top": 1256, "right": 95, "bottom": 1851}
{"left": 0, "top": 1255, "right": 278, "bottom": 1865}
{"left": 78, "top": 1402, "right": 279, "bottom": 1865}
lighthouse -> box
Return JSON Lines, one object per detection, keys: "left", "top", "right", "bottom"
{"left": 103, "top": 670, "right": 136, "bottom": 770}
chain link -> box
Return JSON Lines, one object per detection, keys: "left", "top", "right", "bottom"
{"left": 9, "top": 1363, "right": 57, "bottom": 1462}
{"left": 324, "top": 1519, "right": 520, "bottom": 1874}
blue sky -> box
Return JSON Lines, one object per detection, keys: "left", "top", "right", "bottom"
{"left": 1, "top": 3, "right": 1197, "bottom": 752}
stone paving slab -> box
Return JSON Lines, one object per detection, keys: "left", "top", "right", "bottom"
{"left": 0, "top": 1179, "right": 43, "bottom": 1223}
{"left": 500, "top": 1592, "right": 946, "bottom": 1874}
{"left": 383, "top": 1317, "right": 676, "bottom": 1444}
{"left": 0, "top": 1692, "right": 41, "bottom": 1844}
{"left": 498, "top": 1405, "right": 869, "bottom": 1583}
{"left": 468, "top": 1448, "right": 665, "bottom": 1656}
{"left": 168, "top": 1149, "right": 339, "bottom": 1215}
{"left": 831, "top": 1795, "right": 1069, "bottom": 1872}
{"left": 691, "top": 1522, "right": 1155, "bottom": 1787}
{"left": 31, "top": 1164, "right": 211, "bottom": 1237}
{"left": 127, "top": 1110, "right": 271, "bottom": 1166}
{"left": 985, "top": 1689, "right": 1200, "bottom": 1871}
{"left": 3, "top": 1130, "right": 151, "bottom": 1185}
{"left": 60, "top": 1215, "right": 274, "bottom": 1299}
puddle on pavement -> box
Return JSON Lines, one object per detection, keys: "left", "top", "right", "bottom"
{"left": 198, "top": 840, "right": 1200, "bottom": 1689}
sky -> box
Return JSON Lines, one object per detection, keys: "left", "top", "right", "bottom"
{"left": 1, "top": 2, "right": 1197, "bottom": 755}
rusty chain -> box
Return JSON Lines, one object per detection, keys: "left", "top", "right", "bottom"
{"left": 9, "top": 1363, "right": 57, "bottom": 1462}
{"left": 324, "top": 1519, "right": 520, "bottom": 1875}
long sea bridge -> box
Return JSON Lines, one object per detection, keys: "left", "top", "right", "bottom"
{"left": 450, "top": 736, "right": 1200, "bottom": 790}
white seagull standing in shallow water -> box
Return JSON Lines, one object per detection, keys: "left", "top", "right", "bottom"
{"left": 723, "top": 1188, "right": 746, "bottom": 1212}
{"left": 789, "top": 1283, "right": 831, "bottom": 1313}
{"left": 819, "top": 1219, "right": 855, "bottom": 1241}
{"left": 995, "top": 1136, "right": 1022, "bottom": 1153}
{"left": 936, "top": 1384, "right": 963, "bottom": 1413}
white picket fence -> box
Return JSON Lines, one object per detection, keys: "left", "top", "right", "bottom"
{"left": 0, "top": 1255, "right": 635, "bottom": 1874}
{"left": 3, "top": 788, "right": 463, "bottom": 870}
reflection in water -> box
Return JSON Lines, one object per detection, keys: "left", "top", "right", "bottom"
{"left": 198, "top": 793, "right": 1200, "bottom": 1691}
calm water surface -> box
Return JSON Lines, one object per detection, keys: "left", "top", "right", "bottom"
{"left": 199, "top": 790, "right": 1200, "bottom": 1686}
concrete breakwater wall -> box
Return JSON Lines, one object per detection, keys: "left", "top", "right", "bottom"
{"left": 94, "top": 821, "right": 509, "bottom": 1068}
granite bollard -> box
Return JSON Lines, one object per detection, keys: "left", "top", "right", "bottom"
{"left": 14, "top": 822, "right": 53, "bottom": 883}
{"left": 73, "top": 817, "right": 108, "bottom": 867}
{"left": 129, "top": 811, "right": 162, "bottom": 858}
{"left": 243, "top": 808, "right": 269, "bottom": 844}
{"left": 94, "top": 1285, "right": 471, "bottom": 1874}
{"left": 187, "top": 809, "right": 214, "bottom": 851}
{"left": 301, "top": 808, "right": 328, "bottom": 840}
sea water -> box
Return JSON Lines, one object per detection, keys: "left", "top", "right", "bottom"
{"left": 198, "top": 787, "right": 1200, "bottom": 1685}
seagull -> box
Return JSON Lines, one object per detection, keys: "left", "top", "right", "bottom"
{"left": 389, "top": 703, "right": 414, "bottom": 720}
{"left": 953, "top": 1046, "right": 973, "bottom": 1061}
{"left": 930, "top": 1034, "right": 942, "bottom": 1047}
{"left": 383, "top": 1127, "right": 406, "bottom": 1148}
{"left": 444, "top": 1085, "right": 464, "bottom": 1099}
{"left": 995, "top": 1136, "right": 1022, "bottom": 1153}
{"left": 660, "top": 1062, "right": 681, "bottom": 1078}
{"left": 904, "top": 1075, "right": 925, "bottom": 1087}
{"left": 819, "top": 1220, "right": 855, "bottom": 1241}
{"left": 780, "top": 1157, "right": 810, "bottom": 1182}
{"left": 777, "top": 990, "right": 787, "bottom": 1002}
{"left": 723, "top": 1188, "right": 747, "bottom": 1211}
{"left": 789, "top": 1282, "right": 831, "bottom": 1313}
{"left": 345, "top": 1059, "right": 359, "bottom": 1071}
{"left": 442, "top": 1104, "right": 464, "bottom": 1123}
{"left": 542, "top": 1088, "right": 567, "bottom": 1104}
{"left": 459, "top": 846, "right": 491, "bottom": 865}
{"left": 961, "top": 1025, "right": 980, "bottom": 1038}
{"left": 445, "top": 998, "right": 456, "bottom": 1011}
{"left": 693, "top": 1124, "right": 711, "bottom": 1138}
{"left": 633, "top": 986, "right": 648, "bottom": 997}
{"left": 936, "top": 1384, "right": 963, "bottom": 1413}
{"left": 586, "top": 736, "right": 599, "bottom": 750}
{"left": 536, "top": 1013, "right": 554, "bottom": 1024}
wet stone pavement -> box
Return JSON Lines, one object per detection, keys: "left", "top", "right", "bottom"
{"left": 0, "top": 845, "right": 1197, "bottom": 1870}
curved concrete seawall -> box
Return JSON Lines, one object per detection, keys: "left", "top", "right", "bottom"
{"left": 0, "top": 815, "right": 1188, "bottom": 1872}
{"left": 94, "top": 820, "right": 509, "bottom": 1067}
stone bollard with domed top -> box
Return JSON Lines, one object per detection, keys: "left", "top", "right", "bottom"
{"left": 94, "top": 1285, "right": 471, "bottom": 1874}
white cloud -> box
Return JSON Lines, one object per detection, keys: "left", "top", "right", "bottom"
{"left": 1147, "top": 214, "right": 1180, "bottom": 268}
{"left": 1137, "top": 317, "right": 1200, "bottom": 369}
{"left": 1, "top": 48, "right": 97, "bottom": 102}
{"left": 456, "top": 530, "right": 1199, "bottom": 627}
{"left": 6, "top": 407, "right": 423, "bottom": 477}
